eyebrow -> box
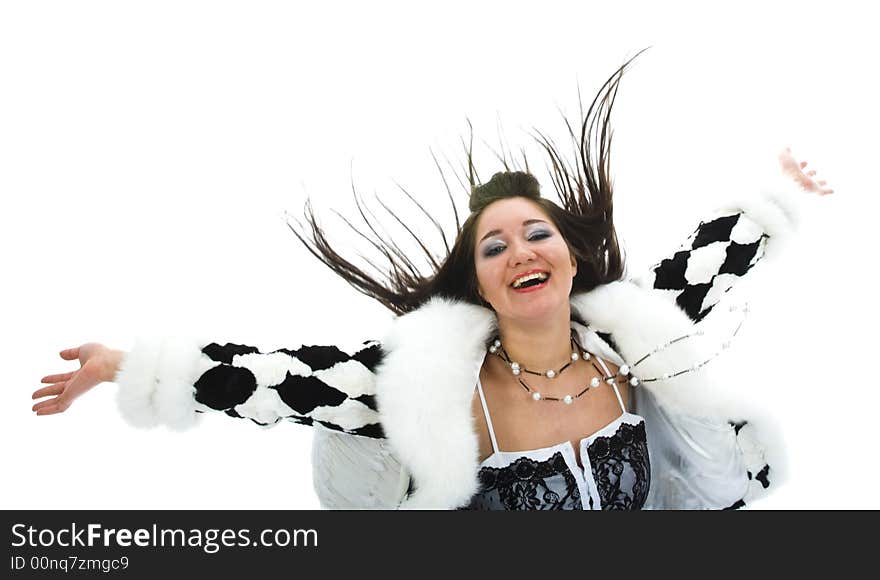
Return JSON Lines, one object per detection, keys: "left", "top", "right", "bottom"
{"left": 479, "top": 219, "right": 549, "bottom": 243}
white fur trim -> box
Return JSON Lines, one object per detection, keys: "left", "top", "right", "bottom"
{"left": 154, "top": 337, "right": 206, "bottom": 431}
{"left": 114, "top": 337, "right": 209, "bottom": 431}
{"left": 723, "top": 174, "right": 814, "bottom": 264}
{"left": 571, "top": 321, "right": 626, "bottom": 366}
{"left": 114, "top": 337, "right": 163, "bottom": 428}
{"left": 375, "top": 296, "right": 496, "bottom": 509}
{"left": 572, "top": 281, "right": 741, "bottom": 420}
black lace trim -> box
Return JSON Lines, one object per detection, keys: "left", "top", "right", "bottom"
{"left": 465, "top": 451, "right": 583, "bottom": 510}
{"left": 464, "top": 420, "right": 651, "bottom": 510}
{"left": 587, "top": 420, "right": 651, "bottom": 510}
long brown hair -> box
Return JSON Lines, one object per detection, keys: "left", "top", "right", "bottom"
{"left": 287, "top": 49, "right": 647, "bottom": 316}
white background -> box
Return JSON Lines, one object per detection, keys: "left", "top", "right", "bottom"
{"left": 2, "top": 1, "right": 877, "bottom": 509}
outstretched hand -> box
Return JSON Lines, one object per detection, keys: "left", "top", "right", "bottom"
{"left": 778, "top": 147, "right": 834, "bottom": 195}
{"left": 32, "top": 343, "right": 122, "bottom": 416}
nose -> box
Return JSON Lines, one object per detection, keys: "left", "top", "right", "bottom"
{"left": 508, "top": 239, "right": 537, "bottom": 267}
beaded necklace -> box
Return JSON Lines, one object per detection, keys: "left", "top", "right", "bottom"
{"left": 487, "top": 302, "right": 748, "bottom": 404}
{"left": 488, "top": 330, "right": 637, "bottom": 404}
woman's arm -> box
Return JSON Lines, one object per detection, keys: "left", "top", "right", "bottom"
{"left": 189, "top": 339, "right": 385, "bottom": 437}
{"left": 636, "top": 147, "right": 833, "bottom": 322}
{"left": 34, "top": 338, "right": 386, "bottom": 439}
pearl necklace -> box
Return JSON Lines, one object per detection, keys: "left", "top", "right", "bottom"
{"left": 488, "top": 332, "right": 637, "bottom": 405}
{"left": 488, "top": 330, "right": 580, "bottom": 379}
{"left": 482, "top": 301, "right": 748, "bottom": 405}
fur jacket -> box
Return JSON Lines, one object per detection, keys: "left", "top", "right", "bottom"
{"left": 113, "top": 174, "right": 809, "bottom": 509}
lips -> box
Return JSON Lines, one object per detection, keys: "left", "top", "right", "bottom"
{"left": 510, "top": 269, "right": 551, "bottom": 293}
{"left": 510, "top": 269, "right": 550, "bottom": 286}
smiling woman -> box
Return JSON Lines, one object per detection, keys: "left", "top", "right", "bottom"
{"left": 31, "top": 49, "right": 833, "bottom": 510}
{"left": 475, "top": 197, "right": 579, "bottom": 316}
{"left": 470, "top": 194, "right": 650, "bottom": 510}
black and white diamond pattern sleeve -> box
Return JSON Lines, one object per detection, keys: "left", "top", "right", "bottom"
{"left": 114, "top": 336, "right": 386, "bottom": 438}
{"left": 642, "top": 212, "right": 768, "bottom": 322}
{"left": 638, "top": 177, "right": 809, "bottom": 323}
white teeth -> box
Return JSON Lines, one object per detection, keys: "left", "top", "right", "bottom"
{"left": 512, "top": 272, "right": 549, "bottom": 288}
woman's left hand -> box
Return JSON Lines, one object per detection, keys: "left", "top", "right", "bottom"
{"left": 778, "top": 147, "right": 834, "bottom": 195}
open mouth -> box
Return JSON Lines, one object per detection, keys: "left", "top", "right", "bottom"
{"left": 511, "top": 271, "right": 550, "bottom": 291}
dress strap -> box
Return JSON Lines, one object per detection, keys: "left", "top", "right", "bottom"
{"left": 476, "top": 378, "right": 500, "bottom": 454}
{"left": 593, "top": 355, "right": 627, "bottom": 414}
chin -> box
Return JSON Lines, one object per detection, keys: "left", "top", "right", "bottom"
{"left": 497, "top": 294, "right": 570, "bottom": 324}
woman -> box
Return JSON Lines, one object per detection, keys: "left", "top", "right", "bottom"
{"left": 31, "top": 55, "right": 833, "bottom": 510}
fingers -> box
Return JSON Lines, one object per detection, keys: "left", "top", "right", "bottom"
{"left": 783, "top": 149, "right": 832, "bottom": 194}
{"left": 32, "top": 397, "right": 65, "bottom": 413}
{"left": 60, "top": 347, "right": 80, "bottom": 361}
{"left": 33, "top": 383, "right": 65, "bottom": 399}
{"left": 41, "top": 371, "right": 74, "bottom": 384}
{"left": 806, "top": 170, "right": 832, "bottom": 194}
{"left": 32, "top": 398, "right": 56, "bottom": 412}
{"left": 35, "top": 405, "right": 65, "bottom": 416}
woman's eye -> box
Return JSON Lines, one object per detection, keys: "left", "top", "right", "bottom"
{"left": 528, "top": 230, "right": 551, "bottom": 241}
{"left": 484, "top": 244, "right": 505, "bottom": 257}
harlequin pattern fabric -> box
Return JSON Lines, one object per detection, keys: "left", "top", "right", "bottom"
{"left": 646, "top": 211, "right": 767, "bottom": 322}
{"left": 194, "top": 340, "right": 385, "bottom": 438}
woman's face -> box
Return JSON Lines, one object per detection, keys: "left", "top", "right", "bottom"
{"left": 474, "top": 197, "right": 577, "bottom": 323}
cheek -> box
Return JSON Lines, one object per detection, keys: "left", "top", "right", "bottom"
{"left": 474, "top": 258, "right": 487, "bottom": 294}
{"left": 474, "top": 259, "right": 501, "bottom": 296}
{"left": 475, "top": 261, "right": 489, "bottom": 287}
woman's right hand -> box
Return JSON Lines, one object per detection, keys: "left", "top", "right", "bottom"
{"left": 32, "top": 343, "right": 125, "bottom": 415}
{"left": 777, "top": 147, "right": 834, "bottom": 195}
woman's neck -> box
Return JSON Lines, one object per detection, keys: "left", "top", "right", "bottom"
{"left": 496, "top": 308, "right": 573, "bottom": 371}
